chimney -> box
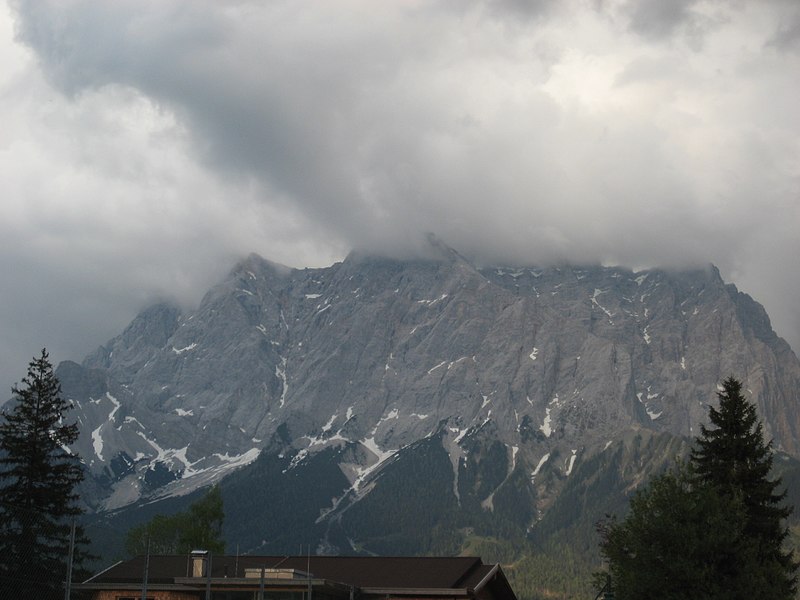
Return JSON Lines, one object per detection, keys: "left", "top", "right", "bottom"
{"left": 191, "top": 550, "right": 209, "bottom": 578}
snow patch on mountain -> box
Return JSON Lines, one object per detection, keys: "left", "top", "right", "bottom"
{"left": 540, "top": 407, "right": 553, "bottom": 437}
{"left": 565, "top": 450, "right": 577, "bottom": 476}
{"left": 172, "top": 343, "right": 197, "bottom": 354}
{"left": 353, "top": 438, "right": 396, "bottom": 493}
{"left": 532, "top": 453, "right": 550, "bottom": 481}
{"left": 276, "top": 357, "right": 288, "bottom": 407}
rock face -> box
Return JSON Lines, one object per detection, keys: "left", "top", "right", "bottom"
{"left": 60, "top": 243, "right": 800, "bottom": 537}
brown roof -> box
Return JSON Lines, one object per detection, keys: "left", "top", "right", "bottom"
{"left": 89, "top": 555, "right": 488, "bottom": 589}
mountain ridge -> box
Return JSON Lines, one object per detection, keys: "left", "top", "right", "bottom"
{"left": 56, "top": 246, "right": 800, "bottom": 555}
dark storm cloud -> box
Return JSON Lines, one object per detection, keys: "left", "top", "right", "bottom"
{"left": 7, "top": 0, "right": 746, "bottom": 265}
{"left": 10, "top": 1, "right": 421, "bottom": 249}
{"left": 768, "top": 14, "right": 800, "bottom": 51}
{"left": 624, "top": 0, "right": 702, "bottom": 39}
{"left": 443, "top": 0, "right": 558, "bottom": 21}
{"left": 1, "top": 0, "right": 799, "bottom": 393}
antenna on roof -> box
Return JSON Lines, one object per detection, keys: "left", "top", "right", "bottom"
{"left": 235, "top": 544, "right": 240, "bottom": 577}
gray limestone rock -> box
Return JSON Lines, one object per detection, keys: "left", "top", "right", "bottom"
{"left": 59, "top": 245, "right": 800, "bottom": 515}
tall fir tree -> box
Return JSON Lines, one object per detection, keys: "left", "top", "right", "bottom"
{"left": 0, "top": 349, "right": 89, "bottom": 599}
{"left": 690, "top": 376, "right": 797, "bottom": 598}
{"left": 598, "top": 464, "right": 751, "bottom": 600}
{"left": 598, "top": 376, "right": 797, "bottom": 599}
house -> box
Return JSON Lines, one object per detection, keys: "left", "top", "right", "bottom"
{"left": 73, "top": 553, "right": 519, "bottom": 600}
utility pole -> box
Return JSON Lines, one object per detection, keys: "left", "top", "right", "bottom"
{"left": 63, "top": 518, "right": 76, "bottom": 600}
{"left": 259, "top": 566, "right": 265, "bottom": 600}
{"left": 205, "top": 552, "right": 212, "bottom": 600}
{"left": 141, "top": 535, "right": 150, "bottom": 600}
{"left": 307, "top": 545, "right": 312, "bottom": 600}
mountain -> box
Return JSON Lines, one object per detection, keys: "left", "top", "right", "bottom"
{"left": 58, "top": 242, "right": 800, "bottom": 594}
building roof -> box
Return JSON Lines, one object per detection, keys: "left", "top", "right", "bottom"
{"left": 83, "top": 554, "right": 516, "bottom": 600}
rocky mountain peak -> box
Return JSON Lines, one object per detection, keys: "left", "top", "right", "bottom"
{"left": 58, "top": 251, "right": 800, "bottom": 517}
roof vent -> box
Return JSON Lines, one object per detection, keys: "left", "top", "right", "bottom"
{"left": 191, "top": 550, "right": 209, "bottom": 578}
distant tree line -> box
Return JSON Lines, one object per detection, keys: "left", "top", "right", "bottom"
{"left": 125, "top": 485, "right": 225, "bottom": 556}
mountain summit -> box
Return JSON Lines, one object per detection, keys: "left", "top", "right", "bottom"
{"left": 59, "top": 247, "right": 800, "bottom": 553}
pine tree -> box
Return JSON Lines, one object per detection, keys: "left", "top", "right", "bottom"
{"left": 598, "top": 464, "right": 749, "bottom": 600}
{"left": 0, "top": 349, "right": 89, "bottom": 599}
{"left": 597, "top": 376, "right": 797, "bottom": 599}
{"left": 690, "top": 376, "right": 797, "bottom": 598}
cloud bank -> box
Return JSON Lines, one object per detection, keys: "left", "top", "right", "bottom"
{"left": 1, "top": 0, "right": 799, "bottom": 394}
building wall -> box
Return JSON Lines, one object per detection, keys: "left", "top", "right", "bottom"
{"left": 91, "top": 590, "right": 201, "bottom": 600}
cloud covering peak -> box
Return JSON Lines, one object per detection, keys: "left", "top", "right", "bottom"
{"left": 1, "top": 0, "right": 799, "bottom": 393}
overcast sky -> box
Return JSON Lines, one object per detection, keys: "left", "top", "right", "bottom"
{"left": 1, "top": 0, "right": 799, "bottom": 397}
